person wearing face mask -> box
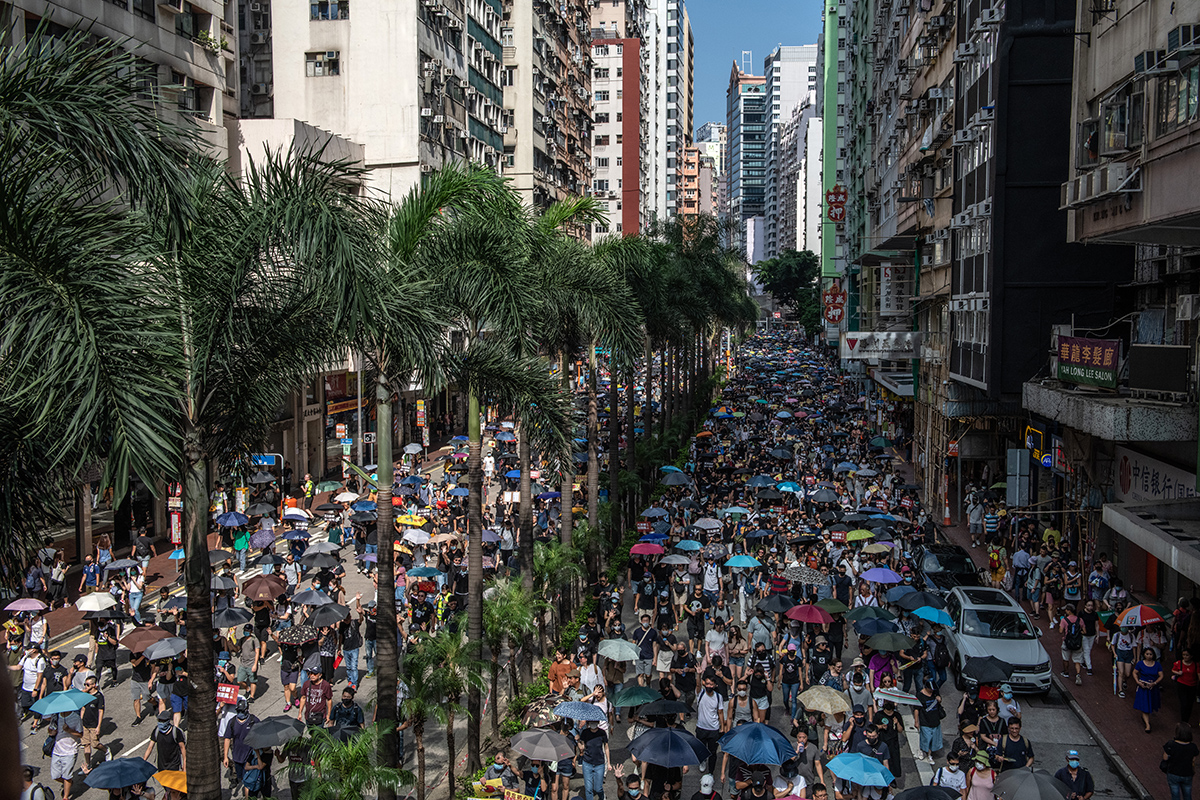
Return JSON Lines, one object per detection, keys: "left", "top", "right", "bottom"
{"left": 144, "top": 710, "right": 186, "bottom": 772}
{"left": 223, "top": 697, "right": 258, "bottom": 793}
{"left": 846, "top": 658, "right": 874, "bottom": 715}
{"left": 930, "top": 754, "right": 967, "bottom": 795}
{"left": 1053, "top": 750, "right": 1094, "bottom": 800}
{"left": 483, "top": 750, "right": 520, "bottom": 790}
{"left": 576, "top": 719, "right": 610, "bottom": 800}
{"left": 728, "top": 680, "right": 754, "bottom": 725}
{"left": 949, "top": 722, "right": 979, "bottom": 764}
{"left": 330, "top": 687, "right": 365, "bottom": 730}
{"left": 850, "top": 724, "right": 890, "bottom": 799}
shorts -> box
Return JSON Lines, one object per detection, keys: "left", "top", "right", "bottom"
{"left": 1116, "top": 648, "right": 1135, "bottom": 664}
{"left": 18, "top": 688, "right": 34, "bottom": 712}
{"left": 969, "top": 523, "right": 982, "bottom": 534}
{"left": 130, "top": 680, "right": 151, "bottom": 704}
{"left": 155, "top": 684, "right": 173, "bottom": 703}
{"left": 237, "top": 665, "right": 256, "bottom": 683}
{"left": 170, "top": 693, "right": 188, "bottom": 714}
{"left": 729, "top": 656, "right": 746, "bottom": 667}
{"left": 753, "top": 695, "right": 770, "bottom": 710}
{"left": 635, "top": 659, "right": 653, "bottom": 675}
{"left": 50, "top": 752, "right": 78, "bottom": 781}
{"left": 280, "top": 667, "right": 299, "bottom": 686}
{"left": 256, "top": 627, "right": 270, "bottom": 642}
{"left": 1060, "top": 647, "right": 1083, "bottom": 664}
{"left": 81, "top": 726, "right": 101, "bottom": 750}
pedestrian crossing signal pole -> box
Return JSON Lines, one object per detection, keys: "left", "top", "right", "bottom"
{"left": 943, "top": 472, "right": 951, "bottom": 526}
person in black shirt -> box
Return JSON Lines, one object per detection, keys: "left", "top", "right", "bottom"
{"left": 330, "top": 687, "right": 365, "bottom": 730}
{"left": 410, "top": 591, "right": 435, "bottom": 632}
{"left": 872, "top": 702, "right": 903, "bottom": 781}
{"left": 579, "top": 611, "right": 603, "bottom": 648}
{"left": 851, "top": 723, "right": 890, "bottom": 770}
{"left": 685, "top": 586, "right": 711, "bottom": 650}
{"left": 807, "top": 637, "right": 833, "bottom": 686}
{"left": 999, "top": 718, "right": 1035, "bottom": 771}
{"left": 671, "top": 648, "right": 698, "bottom": 704}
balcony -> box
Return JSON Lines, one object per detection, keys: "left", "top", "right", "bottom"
{"left": 1022, "top": 380, "right": 1196, "bottom": 442}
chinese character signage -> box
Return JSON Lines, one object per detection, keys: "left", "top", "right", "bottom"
{"left": 1056, "top": 336, "right": 1119, "bottom": 388}
{"left": 839, "top": 331, "right": 923, "bottom": 360}
{"left": 1113, "top": 445, "right": 1198, "bottom": 503}
{"left": 823, "top": 280, "right": 848, "bottom": 326}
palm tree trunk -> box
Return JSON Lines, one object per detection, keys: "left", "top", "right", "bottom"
{"left": 519, "top": 414, "right": 536, "bottom": 684}
{"left": 375, "top": 373, "right": 399, "bottom": 797}
{"left": 628, "top": 361, "right": 639, "bottom": 515}
{"left": 559, "top": 352, "right": 574, "bottom": 547}
{"left": 447, "top": 706, "right": 458, "bottom": 798}
{"left": 506, "top": 633, "right": 520, "bottom": 698}
{"left": 490, "top": 654, "right": 500, "bottom": 734}
{"left": 607, "top": 363, "right": 621, "bottom": 541}
{"left": 586, "top": 343, "right": 600, "bottom": 530}
{"left": 466, "top": 390, "right": 484, "bottom": 774}
{"left": 416, "top": 724, "right": 427, "bottom": 800}
{"left": 662, "top": 345, "right": 673, "bottom": 439}
{"left": 181, "top": 423, "right": 219, "bottom": 800}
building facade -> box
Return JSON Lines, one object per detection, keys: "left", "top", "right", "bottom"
{"left": 775, "top": 99, "right": 822, "bottom": 255}
{"left": 763, "top": 44, "right": 819, "bottom": 260}
{"left": 726, "top": 62, "right": 767, "bottom": 262}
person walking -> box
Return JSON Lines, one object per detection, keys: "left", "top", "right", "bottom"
{"left": 1164, "top": 722, "right": 1199, "bottom": 800}
{"left": 1060, "top": 604, "right": 1085, "bottom": 685}
{"left": 913, "top": 678, "right": 944, "bottom": 764}
{"left": 1053, "top": 749, "right": 1095, "bottom": 800}
{"left": 1136, "top": 646, "right": 1165, "bottom": 733}
{"left": 1176, "top": 649, "right": 1200, "bottom": 724}
{"left": 302, "top": 474, "right": 315, "bottom": 510}
{"left": 964, "top": 751, "right": 997, "bottom": 800}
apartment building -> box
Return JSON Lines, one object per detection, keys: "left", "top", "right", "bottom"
{"left": 818, "top": 0, "right": 847, "bottom": 295}
{"left": 763, "top": 44, "right": 818, "bottom": 260}
{"left": 727, "top": 62, "right": 767, "bottom": 262}
{"left": 1021, "top": 0, "right": 1200, "bottom": 601}
{"left": 640, "top": 0, "right": 693, "bottom": 224}
{"left": 775, "top": 99, "right": 822, "bottom": 255}
{"left": 679, "top": 144, "right": 699, "bottom": 219}
{"left": 8, "top": 0, "right": 238, "bottom": 163}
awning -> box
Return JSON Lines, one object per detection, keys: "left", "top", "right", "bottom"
{"left": 1103, "top": 498, "right": 1200, "bottom": 585}
{"left": 872, "top": 370, "right": 914, "bottom": 398}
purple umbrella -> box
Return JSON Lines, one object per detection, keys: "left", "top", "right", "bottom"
{"left": 249, "top": 530, "right": 275, "bottom": 549}
{"left": 5, "top": 599, "right": 47, "bottom": 612}
{"left": 482, "top": 529, "right": 501, "bottom": 543}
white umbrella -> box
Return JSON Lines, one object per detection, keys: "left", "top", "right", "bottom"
{"left": 333, "top": 491, "right": 359, "bottom": 503}
{"left": 403, "top": 443, "right": 423, "bottom": 455}
{"left": 75, "top": 594, "right": 118, "bottom": 612}
{"left": 283, "top": 509, "right": 310, "bottom": 521}
{"left": 403, "top": 529, "right": 431, "bottom": 545}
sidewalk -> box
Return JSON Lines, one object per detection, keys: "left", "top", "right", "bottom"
{"left": 889, "top": 453, "right": 1156, "bottom": 799}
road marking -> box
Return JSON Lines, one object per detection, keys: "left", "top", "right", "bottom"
{"left": 902, "top": 718, "right": 935, "bottom": 783}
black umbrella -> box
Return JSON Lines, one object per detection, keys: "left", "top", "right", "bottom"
{"left": 213, "top": 607, "right": 254, "bottom": 628}
{"left": 758, "top": 488, "right": 784, "bottom": 500}
{"left": 811, "top": 489, "right": 839, "bottom": 503}
{"left": 769, "top": 449, "right": 793, "bottom": 459}
{"left": 277, "top": 624, "right": 318, "bottom": 645}
{"left": 640, "top": 699, "right": 693, "bottom": 716}
{"left": 84, "top": 607, "right": 129, "bottom": 621}
{"left": 627, "top": 727, "right": 709, "bottom": 767}
{"left": 662, "top": 472, "right": 692, "bottom": 486}
{"left": 757, "top": 594, "right": 796, "bottom": 614}
{"left": 678, "top": 499, "right": 701, "bottom": 510}
{"left": 208, "top": 550, "right": 234, "bottom": 566}
{"left": 300, "top": 552, "right": 339, "bottom": 570}
{"left": 992, "top": 768, "right": 1071, "bottom": 800}
{"left": 258, "top": 553, "right": 285, "bottom": 565}
{"left": 895, "top": 591, "right": 947, "bottom": 611}
{"left": 961, "top": 655, "right": 1014, "bottom": 684}
{"left": 306, "top": 603, "right": 350, "bottom": 627}
{"left": 243, "top": 715, "right": 306, "bottom": 749}
{"left": 246, "top": 503, "right": 276, "bottom": 516}
{"left": 893, "top": 788, "right": 959, "bottom": 800}
{"left": 211, "top": 575, "right": 238, "bottom": 591}
{"left": 350, "top": 511, "right": 377, "bottom": 523}
{"left": 316, "top": 502, "right": 342, "bottom": 512}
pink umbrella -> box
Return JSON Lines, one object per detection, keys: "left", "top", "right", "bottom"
{"left": 5, "top": 599, "right": 47, "bottom": 612}
{"left": 630, "top": 543, "right": 664, "bottom": 555}
{"left": 786, "top": 604, "right": 834, "bottom": 624}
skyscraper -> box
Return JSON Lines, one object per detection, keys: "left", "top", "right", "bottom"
{"left": 763, "top": 44, "right": 819, "bottom": 259}
{"left": 726, "top": 62, "right": 767, "bottom": 262}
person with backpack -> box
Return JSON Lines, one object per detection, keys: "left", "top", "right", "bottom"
{"left": 930, "top": 753, "right": 967, "bottom": 795}
{"left": 1060, "top": 604, "right": 1086, "bottom": 685}
{"left": 23, "top": 765, "right": 53, "bottom": 800}
{"left": 925, "top": 627, "right": 951, "bottom": 688}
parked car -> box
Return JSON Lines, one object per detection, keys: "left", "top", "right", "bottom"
{"left": 909, "top": 543, "right": 984, "bottom": 595}
{"left": 943, "top": 586, "right": 1052, "bottom": 694}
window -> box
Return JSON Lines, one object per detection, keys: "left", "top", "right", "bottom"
{"left": 596, "top": 157, "right": 610, "bottom": 167}
{"left": 306, "top": 51, "right": 341, "bottom": 77}
{"left": 595, "top": 112, "right": 609, "bottom": 123}
{"left": 595, "top": 90, "right": 609, "bottom": 101}
{"left": 593, "top": 179, "right": 610, "bottom": 191}
{"left": 172, "top": 70, "right": 196, "bottom": 114}
{"left": 595, "top": 135, "right": 610, "bottom": 146}
{"left": 502, "top": 66, "right": 515, "bottom": 86}
{"left": 131, "top": 0, "right": 155, "bottom": 19}
{"left": 616, "top": 67, "right": 622, "bottom": 76}
{"left": 1075, "top": 117, "right": 1099, "bottom": 168}
{"left": 310, "top": 0, "right": 349, "bottom": 19}
{"left": 501, "top": 27, "right": 514, "bottom": 46}
{"left": 594, "top": 45, "right": 609, "bottom": 56}
{"left": 616, "top": 134, "right": 622, "bottom": 143}
{"left": 1155, "top": 65, "right": 1200, "bottom": 137}
{"left": 615, "top": 112, "right": 622, "bottom": 121}
{"left": 175, "top": 5, "right": 197, "bottom": 39}
{"left": 594, "top": 68, "right": 609, "bottom": 79}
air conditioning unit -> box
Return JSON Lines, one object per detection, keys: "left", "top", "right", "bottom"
{"left": 950, "top": 212, "right": 971, "bottom": 228}
{"left": 446, "top": 15, "right": 462, "bottom": 29}
{"left": 1094, "top": 161, "right": 1128, "bottom": 195}
{"left": 1167, "top": 24, "right": 1200, "bottom": 55}
{"left": 540, "top": 115, "right": 551, "bottom": 123}
{"left": 973, "top": 200, "right": 993, "bottom": 217}
{"left": 951, "top": 129, "right": 975, "bottom": 146}
{"left": 929, "top": 14, "right": 948, "bottom": 27}
{"left": 1060, "top": 179, "right": 1079, "bottom": 209}
{"left": 465, "top": 87, "right": 477, "bottom": 97}
{"left": 1178, "top": 294, "right": 1200, "bottom": 321}
{"left": 980, "top": 7, "right": 1002, "bottom": 26}
{"left": 420, "top": 108, "right": 433, "bottom": 116}
{"left": 420, "top": 164, "right": 434, "bottom": 173}
{"left": 1076, "top": 172, "right": 1094, "bottom": 203}
{"left": 249, "top": 2, "right": 261, "bottom": 10}
{"left": 1133, "top": 49, "right": 1168, "bottom": 75}
{"left": 432, "top": 114, "right": 445, "bottom": 123}
{"left": 928, "top": 87, "right": 944, "bottom": 100}
{"left": 442, "top": 67, "right": 454, "bottom": 76}
{"left": 457, "top": 130, "right": 468, "bottom": 138}
{"left": 953, "top": 42, "right": 977, "bottom": 62}
{"left": 250, "top": 83, "right": 272, "bottom": 95}
{"left": 250, "top": 32, "right": 268, "bottom": 44}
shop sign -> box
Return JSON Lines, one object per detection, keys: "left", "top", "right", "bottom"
{"left": 327, "top": 399, "right": 358, "bottom": 415}
{"left": 1113, "top": 445, "right": 1198, "bottom": 503}
{"left": 336, "top": 423, "right": 347, "bottom": 439}
{"left": 947, "top": 440, "right": 959, "bottom": 457}
{"left": 301, "top": 405, "right": 322, "bottom": 422}
{"left": 1056, "top": 336, "right": 1119, "bottom": 389}
{"left": 1024, "top": 425, "right": 1052, "bottom": 468}
{"left": 839, "top": 331, "right": 923, "bottom": 360}
{"left": 1051, "top": 436, "right": 1072, "bottom": 475}
{"left": 773, "top": 311, "right": 782, "bottom": 319}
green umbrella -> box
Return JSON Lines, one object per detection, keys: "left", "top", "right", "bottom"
{"left": 866, "top": 632, "right": 916, "bottom": 652}
{"left": 990, "top": 481, "right": 1007, "bottom": 489}
{"left": 597, "top": 638, "right": 640, "bottom": 662}
{"left": 613, "top": 686, "right": 662, "bottom": 707}
{"left": 815, "top": 598, "right": 850, "bottom": 615}
{"left": 846, "top": 606, "right": 897, "bottom": 622}
{"left": 316, "top": 481, "right": 342, "bottom": 492}
{"left": 869, "top": 437, "right": 893, "bottom": 448}
{"left": 846, "top": 529, "right": 875, "bottom": 541}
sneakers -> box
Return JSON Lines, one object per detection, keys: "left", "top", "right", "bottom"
{"left": 1087, "top": 669, "right": 1094, "bottom": 676}
{"left": 1075, "top": 675, "right": 1082, "bottom": 686}
{"left": 283, "top": 701, "right": 292, "bottom": 711}
{"left": 1060, "top": 671, "right": 1070, "bottom": 678}
{"left": 1119, "top": 691, "right": 1126, "bottom": 698}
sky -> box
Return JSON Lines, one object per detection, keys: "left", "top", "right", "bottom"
{"left": 685, "top": 0, "right": 826, "bottom": 133}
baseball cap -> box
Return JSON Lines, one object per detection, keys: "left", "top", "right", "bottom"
{"left": 1067, "top": 749, "right": 1079, "bottom": 758}
{"left": 567, "top": 669, "right": 581, "bottom": 678}
{"left": 73, "top": 655, "right": 86, "bottom": 664}
{"left": 787, "top": 643, "right": 797, "bottom": 651}
{"left": 158, "top": 710, "right": 174, "bottom": 721}
{"left": 700, "top": 775, "right": 714, "bottom": 793}
{"left": 1069, "top": 560, "right": 1078, "bottom": 567}
{"left": 852, "top": 704, "right": 865, "bottom": 714}
{"left": 1000, "top": 683, "right": 1013, "bottom": 694}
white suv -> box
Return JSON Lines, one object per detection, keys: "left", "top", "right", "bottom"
{"left": 944, "top": 586, "right": 1052, "bottom": 694}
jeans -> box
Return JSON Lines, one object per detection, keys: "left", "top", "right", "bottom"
{"left": 582, "top": 761, "right": 605, "bottom": 800}
{"left": 129, "top": 591, "right": 143, "bottom": 624}
{"left": 1168, "top": 774, "right": 1193, "bottom": 800}
{"left": 343, "top": 648, "right": 360, "bottom": 687}
{"left": 237, "top": 548, "right": 248, "bottom": 572}
{"left": 364, "top": 640, "right": 377, "bottom": 675}
{"left": 924, "top": 664, "right": 947, "bottom": 688}
{"left": 782, "top": 682, "right": 801, "bottom": 718}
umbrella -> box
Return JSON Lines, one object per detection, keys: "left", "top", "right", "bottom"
{"left": 785, "top": 564, "right": 826, "bottom": 585}
{"left": 306, "top": 603, "right": 350, "bottom": 627}
{"left": 161, "top": 596, "right": 187, "bottom": 610}
{"left": 896, "top": 592, "right": 947, "bottom": 611}
{"left": 402, "top": 529, "right": 431, "bottom": 545}
{"left": 1117, "top": 604, "right": 1166, "bottom": 627}
{"left": 283, "top": 530, "right": 310, "bottom": 541}
{"left": 120, "top": 626, "right": 172, "bottom": 652}
{"left": 407, "top": 566, "right": 442, "bottom": 578}
{"left": 301, "top": 553, "right": 339, "bottom": 570}
{"left": 211, "top": 575, "right": 237, "bottom": 591}
{"left": 75, "top": 593, "right": 118, "bottom": 612}
{"left": 961, "top": 655, "right": 1014, "bottom": 684}
{"left": 244, "top": 502, "right": 275, "bottom": 516}
{"left": 885, "top": 585, "right": 917, "bottom": 603}
{"left": 4, "top": 598, "right": 47, "bottom": 612}
{"left": 316, "top": 481, "right": 342, "bottom": 492}
{"left": 701, "top": 543, "right": 726, "bottom": 560}
{"left": 815, "top": 598, "right": 850, "bottom": 614}
{"left": 826, "top": 753, "right": 895, "bottom": 787}
{"left": 853, "top": 618, "right": 899, "bottom": 636}
{"left": 613, "top": 686, "right": 662, "bottom": 707}
{"left": 277, "top": 624, "right": 318, "bottom": 645}
{"left": 522, "top": 694, "right": 562, "bottom": 728}
{"left": 284, "top": 509, "right": 310, "bottom": 521}
{"left": 243, "top": 715, "right": 306, "bottom": 749}
{"left": 83, "top": 758, "right": 158, "bottom": 789}
{"left": 866, "top": 632, "right": 916, "bottom": 652}
{"left": 641, "top": 507, "right": 670, "bottom": 518}
{"left": 243, "top": 575, "right": 287, "bottom": 602}
{"left": 757, "top": 595, "right": 796, "bottom": 614}
{"left": 154, "top": 772, "right": 187, "bottom": 793}
{"left": 350, "top": 512, "right": 377, "bottom": 523}
{"left": 993, "top": 768, "right": 1071, "bottom": 800}
{"left": 552, "top": 701, "right": 606, "bottom": 721}
{"left": 627, "top": 727, "right": 709, "bottom": 768}
{"left": 724, "top": 556, "right": 761, "bottom": 568}
{"left": 660, "top": 554, "right": 691, "bottom": 566}
{"left": 213, "top": 607, "right": 254, "bottom": 628}
{"left": 845, "top": 606, "right": 896, "bottom": 622}
{"left": 449, "top": 488, "right": 471, "bottom": 497}
{"left": 845, "top": 529, "right": 874, "bottom": 542}
{"left": 307, "top": 542, "right": 342, "bottom": 554}
{"left": 911, "top": 606, "right": 954, "bottom": 627}
{"left": 640, "top": 699, "right": 693, "bottom": 716}
{"left": 248, "top": 530, "right": 275, "bottom": 549}
{"left": 208, "top": 550, "right": 234, "bottom": 566}
{"left": 720, "top": 506, "right": 752, "bottom": 516}
{"left": 811, "top": 489, "right": 839, "bottom": 503}
{"left": 104, "top": 558, "right": 139, "bottom": 572}
{"left": 716, "top": 723, "right": 794, "bottom": 766}
{"left": 31, "top": 689, "right": 98, "bottom": 716}
{"left": 662, "top": 472, "right": 692, "bottom": 486}
{"left": 797, "top": 685, "right": 850, "bottom": 715}
{"left": 403, "top": 443, "right": 424, "bottom": 455}
{"left": 675, "top": 540, "right": 702, "bottom": 551}
{"left": 874, "top": 688, "right": 922, "bottom": 707}
{"left": 291, "top": 590, "right": 333, "bottom": 606}
{"left": 216, "top": 511, "right": 250, "bottom": 527}
{"left": 511, "top": 729, "right": 576, "bottom": 762}
{"left": 143, "top": 637, "right": 187, "bottom": 661}
{"left": 630, "top": 543, "right": 664, "bottom": 555}
{"left": 860, "top": 567, "right": 902, "bottom": 584}
{"left": 597, "top": 638, "right": 640, "bottom": 661}
{"left": 786, "top": 604, "right": 834, "bottom": 624}
{"left": 694, "top": 518, "right": 723, "bottom": 530}
{"left": 249, "top": 471, "right": 276, "bottom": 485}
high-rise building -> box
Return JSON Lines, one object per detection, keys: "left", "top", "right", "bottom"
{"left": 249, "top": 0, "right": 507, "bottom": 200}
{"left": 763, "top": 44, "right": 818, "bottom": 259}
{"left": 817, "top": 0, "right": 848, "bottom": 344}
{"left": 679, "top": 145, "right": 699, "bottom": 219}
{"left": 726, "top": 62, "right": 766, "bottom": 262}
{"left": 641, "top": 0, "right": 694, "bottom": 225}
{"left": 697, "top": 153, "right": 717, "bottom": 216}
{"left": 775, "top": 99, "right": 822, "bottom": 255}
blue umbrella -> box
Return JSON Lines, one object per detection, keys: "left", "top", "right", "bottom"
{"left": 495, "top": 432, "right": 516, "bottom": 442}
{"left": 83, "top": 758, "right": 157, "bottom": 789}
{"left": 720, "top": 506, "right": 752, "bottom": 516}
{"left": 216, "top": 511, "right": 249, "bottom": 528}
{"left": 716, "top": 723, "right": 794, "bottom": 766}
{"left": 746, "top": 475, "right": 774, "bottom": 488}
{"left": 399, "top": 476, "right": 421, "bottom": 485}
{"left": 553, "top": 701, "right": 607, "bottom": 721}
{"left": 538, "top": 492, "right": 562, "bottom": 500}
{"left": 505, "top": 469, "right": 522, "bottom": 478}
{"left": 853, "top": 618, "right": 899, "bottom": 636}
{"left": 448, "top": 488, "right": 470, "bottom": 496}
{"left": 835, "top": 462, "right": 860, "bottom": 473}
{"left": 452, "top": 435, "right": 469, "bottom": 441}
{"left": 885, "top": 585, "right": 917, "bottom": 603}
{"left": 167, "top": 548, "right": 185, "bottom": 560}
{"left": 777, "top": 482, "right": 801, "bottom": 493}
{"left": 724, "top": 555, "right": 761, "bottom": 568}
{"left": 627, "top": 726, "right": 709, "bottom": 767}
{"left": 407, "top": 566, "right": 442, "bottom": 578}
{"left": 775, "top": 411, "right": 792, "bottom": 418}
{"left": 745, "top": 529, "right": 775, "bottom": 539}
{"left": 912, "top": 606, "right": 954, "bottom": 627}
{"left": 826, "top": 753, "right": 895, "bottom": 787}
{"left": 660, "top": 466, "right": 683, "bottom": 473}
{"left": 640, "top": 534, "right": 669, "bottom": 542}
{"left": 283, "top": 529, "right": 310, "bottom": 540}
{"left": 573, "top": 453, "right": 589, "bottom": 463}
{"left": 31, "top": 689, "right": 97, "bottom": 716}
{"left": 482, "top": 529, "right": 501, "bottom": 543}
{"left": 675, "top": 540, "right": 702, "bottom": 551}
{"left": 352, "top": 501, "right": 377, "bottom": 511}
{"left": 641, "top": 507, "right": 669, "bottom": 518}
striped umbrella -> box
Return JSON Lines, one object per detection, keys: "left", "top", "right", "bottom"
{"left": 1117, "top": 604, "right": 1166, "bottom": 627}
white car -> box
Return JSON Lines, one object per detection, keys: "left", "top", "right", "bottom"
{"left": 943, "top": 586, "right": 1052, "bottom": 694}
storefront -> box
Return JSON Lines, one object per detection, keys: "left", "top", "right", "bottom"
{"left": 323, "top": 370, "right": 374, "bottom": 477}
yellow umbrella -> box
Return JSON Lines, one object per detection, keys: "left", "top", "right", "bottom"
{"left": 397, "top": 514, "right": 426, "bottom": 526}
{"left": 862, "top": 542, "right": 891, "bottom": 555}
{"left": 154, "top": 771, "right": 187, "bottom": 793}
{"left": 798, "top": 685, "right": 851, "bottom": 716}
{"left": 846, "top": 529, "right": 875, "bottom": 542}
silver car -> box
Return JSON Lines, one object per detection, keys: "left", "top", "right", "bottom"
{"left": 943, "top": 586, "right": 1052, "bottom": 694}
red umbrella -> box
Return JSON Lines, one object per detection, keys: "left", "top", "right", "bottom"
{"left": 631, "top": 543, "right": 664, "bottom": 555}
{"left": 786, "top": 604, "right": 834, "bottom": 624}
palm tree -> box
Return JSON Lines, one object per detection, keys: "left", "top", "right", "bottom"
{"left": 482, "top": 577, "right": 540, "bottom": 732}
{"left": 292, "top": 723, "right": 411, "bottom": 800}
{"left": 413, "top": 628, "right": 489, "bottom": 795}
{"left": 532, "top": 539, "right": 586, "bottom": 648}
{"left": 399, "top": 641, "right": 451, "bottom": 800}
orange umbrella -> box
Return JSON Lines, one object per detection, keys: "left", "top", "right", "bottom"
{"left": 154, "top": 771, "right": 186, "bottom": 793}
{"left": 695, "top": 431, "right": 714, "bottom": 438}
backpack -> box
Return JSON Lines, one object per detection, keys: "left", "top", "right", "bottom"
{"left": 987, "top": 548, "right": 1001, "bottom": 571}
{"left": 30, "top": 784, "right": 52, "bottom": 800}
{"left": 242, "top": 764, "right": 264, "bottom": 792}
{"left": 932, "top": 639, "right": 951, "bottom": 670}
{"left": 1064, "top": 617, "right": 1083, "bottom": 651}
